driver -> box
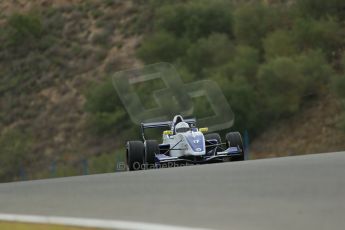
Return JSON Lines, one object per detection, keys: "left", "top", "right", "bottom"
{"left": 175, "top": 122, "right": 190, "bottom": 133}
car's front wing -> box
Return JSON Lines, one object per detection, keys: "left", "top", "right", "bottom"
{"left": 155, "top": 147, "right": 243, "bottom": 165}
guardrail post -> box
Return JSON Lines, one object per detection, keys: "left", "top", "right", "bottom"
{"left": 244, "top": 130, "right": 250, "bottom": 160}
{"left": 82, "top": 159, "right": 89, "bottom": 175}
{"left": 19, "top": 166, "right": 27, "bottom": 181}
{"left": 114, "top": 156, "right": 118, "bottom": 172}
{"left": 50, "top": 160, "right": 57, "bottom": 178}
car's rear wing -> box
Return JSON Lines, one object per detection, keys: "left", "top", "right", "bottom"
{"left": 141, "top": 118, "right": 196, "bottom": 140}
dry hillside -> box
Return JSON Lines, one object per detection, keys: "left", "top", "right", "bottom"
{"left": 0, "top": 0, "right": 344, "bottom": 180}
{"left": 252, "top": 94, "right": 345, "bottom": 158}
{"left": 0, "top": 0, "right": 143, "bottom": 172}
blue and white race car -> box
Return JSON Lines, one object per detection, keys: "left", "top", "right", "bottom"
{"left": 126, "top": 115, "right": 245, "bottom": 170}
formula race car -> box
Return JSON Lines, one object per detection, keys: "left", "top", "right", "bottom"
{"left": 126, "top": 115, "right": 245, "bottom": 171}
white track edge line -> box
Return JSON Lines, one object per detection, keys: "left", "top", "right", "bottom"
{"left": 0, "top": 213, "right": 210, "bottom": 230}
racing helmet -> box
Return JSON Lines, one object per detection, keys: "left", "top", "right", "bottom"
{"left": 175, "top": 122, "right": 190, "bottom": 133}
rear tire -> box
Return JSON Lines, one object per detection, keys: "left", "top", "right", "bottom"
{"left": 225, "top": 132, "right": 245, "bottom": 161}
{"left": 127, "top": 141, "right": 144, "bottom": 171}
{"left": 144, "top": 140, "right": 159, "bottom": 169}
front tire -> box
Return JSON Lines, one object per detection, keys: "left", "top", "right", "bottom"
{"left": 127, "top": 141, "right": 144, "bottom": 171}
{"left": 204, "top": 133, "right": 222, "bottom": 144}
{"left": 225, "top": 132, "right": 245, "bottom": 161}
{"left": 205, "top": 133, "right": 222, "bottom": 156}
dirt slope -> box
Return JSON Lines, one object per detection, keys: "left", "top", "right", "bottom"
{"left": 251, "top": 94, "right": 345, "bottom": 158}
{"left": 0, "top": 0, "right": 143, "bottom": 170}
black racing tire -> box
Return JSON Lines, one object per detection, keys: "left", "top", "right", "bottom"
{"left": 144, "top": 140, "right": 159, "bottom": 169}
{"left": 225, "top": 132, "right": 245, "bottom": 161}
{"left": 205, "top": 133, "right": 222, "bottom": 145}
{"left": 205, "top": 133, "right": 221, "bottom": 156}
{"left": 127, "top": 141, "right": 144, "bottom": 171}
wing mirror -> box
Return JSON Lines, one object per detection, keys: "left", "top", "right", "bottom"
{"left": 199, "top": 127, "right": 208, "bottom": 133}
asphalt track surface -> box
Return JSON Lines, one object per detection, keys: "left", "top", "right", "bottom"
{"left": 0, "top": 152, "right": 344, "bottom": 230}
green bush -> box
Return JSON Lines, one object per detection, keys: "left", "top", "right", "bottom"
{"left": 55, "top": 163, "right": 80, "bottom": 178}
{"left": 219, "top": 51, "right": 333, "bottom": 133}
{"left": 331, "top": 74, "right": 345, "bottom": 132}
{"left": 295, "top": 50, "right": 334, "bottom": 95}
{"left": 225, "top": 45, "right": 260, "bottom": 79}
{"left": 85, "top": 79, "right": 123, "bottom": 113}
{"left": 331, "top": 53, "right": 345, "bottom": 99}
{"left": 340, "top": 52, "right": 345, "bottom": 73}
{"left": 336, "top": 113, "right": 345, "bottom": 132}
{"left": 134, "top": 0, "right": 345, "bottom": 137}
{"left": 292, "top": 18, "right": 343, "bottom": 59}
{"left": 263, "top": 30, "right": 298, "bottom": 60}
{"left": 234, "top": 3, "right": 279, "bottom": 49}
{"left": 138, "top": 0, "right": 234, "bottom": 65}
{"left": 85, "top": 79, "right": 129, "bottom": 135}
{"left": 257, "top": 57, "right": 305, "bottom": 117}
{"left": 137, "top": 31, "right": 190, "bottom": 63}
{"left": 294, "top": 0, "right": 345, "bottom": 21}
{"left": 87, "top": 111, "right": 128, "bottom": 135}
{"left": 223, "top": 75, "right": 261, "bottom": 133}
{"left": 0, "top": 129, "right": 32, "bottom": 181}
{"left": 332, "top": 75, "right": 345, "bottom": 99}
{"left": 155, "top": 0, "right": 233, "bottom": 40}
{"left": 132, "top": 78, "right": 166, "bottom": 109}
{"left": 6, "top": 12, "right": 43, "bottom": 46}
{"left": 89, "top": 153, "right": 116, "bottom": 174}
{"left": 331, "top": 53, "right": 345, "bottom": 132}
{"left": 184, "top": 33, "right": 234, "bottom": 75}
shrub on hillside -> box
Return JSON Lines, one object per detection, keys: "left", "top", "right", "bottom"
{"left": 330, "top": 53, "right": 345, "bottom": 132}
{"left": 2, "top": 11, "right": 58, "bottom": 56}
{"left": 257, "top": 57, "right": 305, "bottom": 117}
{"left": 331, "top": 73, "right": 345, "bottom": 132}
{"left": 226, "top": 45, "right": 260, "bottom": 79}
{"left": 332, "top": 75, "right": 345, "bottom": 100}
{"left": 294, "top": 0, "right": 345, "bottom": 21}
{"left": 336, "top": 113, "right": 345, "bottom": 132}
{"left": 234, "top": 3, "right": 280, "bottom": 49}
{"left": 212, "top": 46, "right": 260, "bottom": 134}
{"left": 292, "top": 18, "right": 343, "bottom": 59}
{"left": 223, "top": 75, "right": 261, "bottom": 134}
{"left": 155, "top": 0, "right": 233, "bottom": 40}
{"left": 184, "top": 33, "right": 234, "bottom": 75}
{"left": 87, "top": 111, "right": 128, "bottom": 135}
{"left": 6, "top": 13, "right": 43, "bottom": 46}
{"left": 331, "top": 54, "right": 345, "bottom": 99}
{"left": 85, "top": 79, "right": 129, "bottom": 135}
{"left": 295, "top": 50, "right": 334, "bottom": 96}
{"left": 89, "top": 152, "right": 117, "bottom": 174}
{"left": 263, "top": 30, "right": 298, "bottom": 60}
{"left": 137, "top": 31, "right": 190, "bottom": 63}
{"left": 85, "top": 79, "right": 123, "bottom": 113}
{"left": 0, "top": 129, "right": 32, "bottom": 181}
{"left": 138, "top": 0, "right": 235, "bottom": 65}
{"left": 136, "top": 50, "right": 332, "bottom": 137}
